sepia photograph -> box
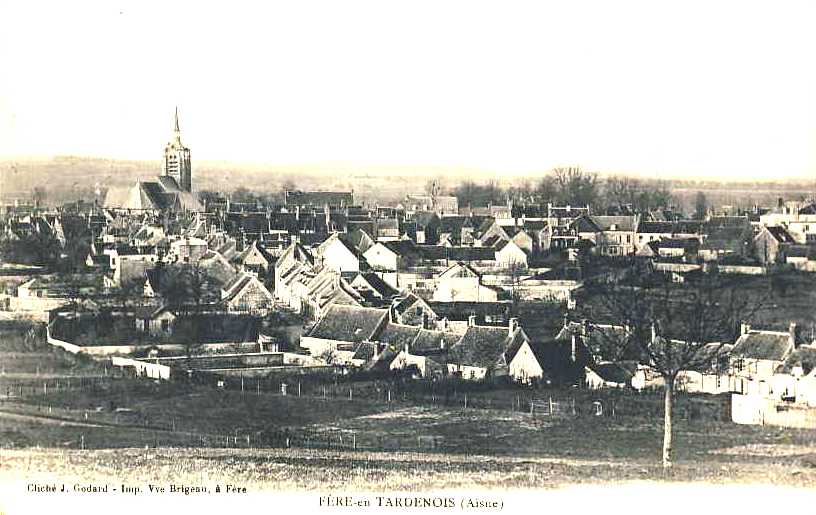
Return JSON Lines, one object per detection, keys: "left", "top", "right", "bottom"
{"left": 1, "top": 0, "right": 815, "bottom": 513}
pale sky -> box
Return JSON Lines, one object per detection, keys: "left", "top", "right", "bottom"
{"left": 1, "top": 0, "right": 815, "bottom": 180}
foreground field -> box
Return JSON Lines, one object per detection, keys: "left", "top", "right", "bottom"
{"left": 3, "top": 323, "right": 816, "bottom": 490}
{"left": 3, "top": 443, "right": 816, "bottom": 491}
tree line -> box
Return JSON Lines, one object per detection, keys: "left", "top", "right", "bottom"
{"left": 450, "top": 167, "right": 675, "bottom": 212}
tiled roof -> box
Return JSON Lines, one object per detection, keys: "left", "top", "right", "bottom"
{"left": 731, "top": 331, "right": 793, "bottom": 361}
{"left": 307, "top": 305, "right": 388, "bottom": 343}
{"left": 374, "top": 322, "right": 421, "bottom": 349}
{"left": 637, "top": 221, "right": 675, "bottom": 234}
{"left": 765, "top": 226, "right": 796, "bottom": 244}
{"left": 411, "top": 328, "right": 461, "bottom": 354}
{"left": 448, "top": 326, "right": 517, "bottom": 368}
{"left": 588, "top": 362, "right": 634, "bottom": 384}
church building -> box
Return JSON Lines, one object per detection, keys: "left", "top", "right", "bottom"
{"left": 103, "top": 109, "right": 202, "bottom": 212}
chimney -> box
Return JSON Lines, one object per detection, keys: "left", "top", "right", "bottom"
{"left": 650, "top": 323, "right": 657, "bottom": 344}
{"left": 371, "top": 342, "right": 379, "bottom": 361}
{"left": 570, "top": 333, "right": 577, "bottom": 362}
{"left": 740, "top": 322, "right": 751, "bottom": 336}
{"left": 440, "top": 337, "right": 446, "bottom": 350}
{"left": 468, "top": 314, "right": 477, "bottom": 327}
{"left": 789, "top": 322, "right": 798, "bottom": 346}
{"left": 508, "top": 317, "right": 518, "bottom": 337}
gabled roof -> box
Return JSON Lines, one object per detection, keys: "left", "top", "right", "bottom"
{"left": 587, "top": 362, "right": 634, "bottom": 384}
{"left": 381, "top": 239, "right": 419, "bottom": 257}
{"left": 781, "top": 345, "right": 816, "bottom": 374}
{"left": 448, "top": 326, "right": 521, "bottom": 368}
{"left": 373, "top": 322, "right": 422, "bottom": 348}
{"left": 221, "top": 273, "right": 273, "bottom": 304}
{"left": 345, "top": 228, "right": 376, "bottom": 254}
{"left": 731, "top": 331, "right": 793, "bottom": 361}
{"left": 411, "top": 328, "right": 461, "bottom": 354}
{"left": 591, "top": 215, "right": 637, "bottom": 232}
{"left": 233, "top": 240, "right": 276, "bottom": 266}
{"left": 315, "top": 232, "right": 364, "bottom": 260}
{"left": 798, "top": 203, "right": 816, "bottom": 215}
{"left": 522, "top": 220, "right": 547, "bottom": 231}
{"left": 636, "top": 221, "right": 676, "bottom": 234}
{"left": 438, "top": 261, "right": 480, "bottom": 280}
{"left": 307, "top": 305, "right": 388, "bottom": 343}
{"left": 571, "top": 216, "right": 602, "bottom": 233}
{"left": 276, "top": 241, "right": 315, "bottom": 268}
{"left": 763, "top": 226, "right": 796, "bottom": 244}
{"left": 429, "top": 301, "right": 512, "bottom": 321}
{"left": 350, "top": 272, "right": 400, "bottom": 299}
{"left": 438, "top": 216, "right": 468, "bottom": 233}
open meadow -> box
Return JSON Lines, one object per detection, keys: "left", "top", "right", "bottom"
{"left": 2, "top": 321, "right": 816, "bottom": 490}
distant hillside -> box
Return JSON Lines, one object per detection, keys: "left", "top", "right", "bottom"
{"left": 1, "top": 156, "right": 814, "bottom": 208}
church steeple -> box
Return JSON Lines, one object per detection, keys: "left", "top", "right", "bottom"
{"left": 164, "top": 107, "right": 191, "bottom": 192}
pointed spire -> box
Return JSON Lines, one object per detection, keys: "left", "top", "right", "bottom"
{"left": 174, "top": 106, "right": 180, "bottom": 133}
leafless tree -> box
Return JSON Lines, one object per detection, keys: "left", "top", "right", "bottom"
{"left": 578, "top": 266, "right": 768, "bottom": 468}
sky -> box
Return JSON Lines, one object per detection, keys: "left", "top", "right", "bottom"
{"left": 1, "top": 0, "right": 815, "bottom": 180}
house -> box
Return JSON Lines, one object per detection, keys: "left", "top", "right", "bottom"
{"left": 412, "top": 212, "right": 441, "bottom": 244}
{"left": 522, "top": 220, "right": 549, "bottom": 253}
{"left": 390, "top": 293, "right": 439, "bottom": 327}
{"left": 438, "top": 216, "right": 477, "bottom": 246}
{"left": 698, "top": 225, "right": 752, "bottom": 261}
{"left": 232, "top": 240, "right": 276, "bottom": 278}
{"left": 169, "top": 237, "right": 208, "bottom": 265}
{"left": 503, "top": 226, "right": 535, "bottom": 255}
{"left": 375, "top": 218, "right": 401, "bottom": 241}
{"left": 446, "top": 317, "right": 529, "bottom": 381}
{"left": 300, "top": 268, "right": 365, "bottom": 319}
{"left": 753, "top": 226, "right": 796, "bottom": 265}
{"left": 432, "top": 262, "right": 501, "bottom": 302}
{"left": 638, "top": 238, "right": 700, "bottom": 261}
{"left": 785, "top": 245, "right": 816, "bottom": 272}
{"left": 585, "top": 362, "right": 636, "bottom": 389}
{"left": 593, "top": 216, "right": 638, "bottom": 256}
{"left": 730, "top": 323, "right": 797, "bottom": 386}
{"left": 428, "top": 301, "right": 512, "bottom": 330}
{"left": 363, "top": 240, "right": 420, "bottom": 271}
{"left": 314, "top": 233, "right": 364, "bottom": 272}
{"left": 220, "top": 273, "right": 274, "bottom": 314}
{"left": 348, "top": 272, "right": 400, "bottom": 303}
{"left": 274, "top": 241, "right": 315, "bottom": 307}
{"left": 300, "top": 305, "right": 389, "bottom": 358}
{"left": 133, "top": 305, "right": 177, "bottom": 337}
{"left": 494, "top": 239, "right": 528, "bottom": 269}
{"left": 506, "top": 337, "right": 548, "bottom": 385}
{"left": 345, "top": 228, "right": 376, "bottom": 254}
{"left": 404, "top": 194, "right": 458, "bottom": 215}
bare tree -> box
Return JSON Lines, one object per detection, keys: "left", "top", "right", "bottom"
{"left": 579, "top": 266, "right": 768, "bottom": 468}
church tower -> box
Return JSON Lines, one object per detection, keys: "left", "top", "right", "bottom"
{"left": 163, "top": 107, "right": 192, "bottom": 192}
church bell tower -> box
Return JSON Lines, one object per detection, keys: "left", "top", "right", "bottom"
{"left": 164, "top": 107, "right": 192, "bottom": 192}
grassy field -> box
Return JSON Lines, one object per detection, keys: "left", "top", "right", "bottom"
{"left": 3, "top": 323, "right": 816, "bottom": 489}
